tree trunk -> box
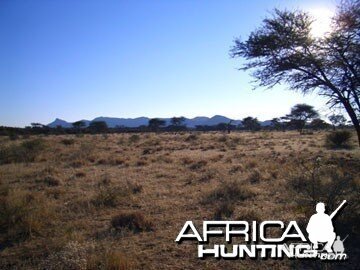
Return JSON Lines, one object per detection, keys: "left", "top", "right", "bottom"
{"left": 343, "top": 101, "right": 360, "bottom": 147}
{"left": 355, "top": 124, "right": 360, "bottom": 147}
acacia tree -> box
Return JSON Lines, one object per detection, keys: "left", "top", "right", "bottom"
{"left": 285, "top": 104, "right": 319, "bottom": 133}
{"left": 231, "top": 0, "right": 360, "bottom": 146}
{"left": 148, "top": 118, "right": 166, "bottom": 132}
{"left": 31, "top": 123, "right": 44, "bottom": 128}
{"left": 329, "top": 114, "right": 347, "bottom": 129}
{"left": 72, "top": 120, "right": 86, "bottom": 133}
{"left": 170, "top": 116, "right": 186, "bottom": 127}
{"left": 169, "top": 117, "right": 187, "bottom": 131}
{"left": 88, "top": 121, "right": 108, "bottom": 133}
{"left": 310, "top": 118, "right": 329, "bottom": 130}
{"left": 242, "top": 116, "right": 261, "bottom": 131}
{"left": 271, "top": 117, "right": 289, "bottom": 131}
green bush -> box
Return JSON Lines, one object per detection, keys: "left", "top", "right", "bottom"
{"left": 0, "top": 138, "right": 45, "bottom": 164}
{"left": 325, "top": 130, "right": 352, "bottom": 148}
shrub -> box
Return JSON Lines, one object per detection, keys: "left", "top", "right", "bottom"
{"left": 325, "top": 130, "right": 352, "bottom": 148}
{"left": 42, "top": 175, "right": 62, "bottom": 186}
{"left": 213, "top": 201, "right": 234, "bottom": 220}
{"left": 287, "top": 157, "right": 360, "bottom": 256}
{"left": 136, "top": 159, "right": 148, "bottom": 166}
{"left": 247, "top": 169, "right": 262, "bottom": 184}
{"left": 245, "top": 159, "right": 258, "bottom": 169}
{"left": 61, "top": 138, "right": 75, "bottom": 145}
{"left": 0, "top": 138, "right": 45, "bottom": 164}
{"left": 8, "top": 133, "right": 19, "bottom": 141}
{"left": 229, "top": 165, "right": 244, "bottom": 175}
{"left": 127, "top": 181, "right": 143, "bottom": 194}
{"left": 0, "top": 189, "right": 55, "bottom": 242}
{"left": 189, "top": 160, "right": 207, "bottom": 171}
{"left": 288, "top": 157, "right": 358, "bottom": 210}
{"left": 128, "top": 134, "right": 140, "bottom": 144}
{"left": 92, "top": 186, "right": 126, "bottom": 207}
{"left": 203, "top": 180, "right": 254, "bottom": 204}
{"left": 111, "top": 211, "right": 153, "bottom": 233}
{"left": 21, "top": 138, "right": 46, "bottom": 152}
{"left": 142, "top": 148, "right": 152, "bottom": 155}
{"left": 75, "top": 171, "right": 86, "bottom": 178}
{"left": 185, "top": 134, "right": 198, "bottom": 142}
{"left": 218, "top": 135, "right": 227, "bottom": 143}
{"left": 237, "top": 209, "right": 260, "bottom": 222}
{"left": 68, "top": 142, "right": 94, "bottom": 167}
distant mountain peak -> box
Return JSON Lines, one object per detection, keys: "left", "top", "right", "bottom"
{"left": 47, "top": 115, "right": 271, "bottom": 128}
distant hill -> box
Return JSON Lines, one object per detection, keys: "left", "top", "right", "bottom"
{"left": 48, "top": 118, "right": 73, "bottom": 128}
{"left": 47, "top": 115, "right": 271, "bottom": 128}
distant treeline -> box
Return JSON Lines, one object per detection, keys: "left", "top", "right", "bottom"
{"left": 0, "top": 104, "right": 351, "bottom": 137}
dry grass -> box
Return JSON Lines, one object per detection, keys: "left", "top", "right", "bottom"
{"left": 0, "top": 131, "right": 359, "bottom": 269}
{"left": 111, "top": 211, "right": 153, "bottom": 233}
{"left": 0, "top": 188, "right": 56, "bottom": 242}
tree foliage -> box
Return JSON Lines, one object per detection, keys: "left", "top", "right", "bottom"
{"left": 231, "top": 0, "right": 360, "bottom": 145}
{"left": 285, "top": 104, "right": 319, "bottom": 132}
{"left": 72, "top": 121, "right": 86, "bottom": 129}
{"left": 88, "top": 121, "right": 108, "bottom": 133}
{"left": 242, "top": 116, "right": 261, "bottom": 131}
{"left": 148, "top": 118, "right": 166, "bottom": 131}
{"left": 170, "top": 117, "right": 186, "bottom": 127}
{"left": 328, "top": 114, "right": 346, "bottom": 129}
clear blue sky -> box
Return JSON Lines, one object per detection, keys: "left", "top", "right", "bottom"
{"left": 0, "top": 0, "right": 337, "bottom": 127}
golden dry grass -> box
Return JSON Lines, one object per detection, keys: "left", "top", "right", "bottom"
{"left": 0, "top": 131, "right": 359, "bottom": 269}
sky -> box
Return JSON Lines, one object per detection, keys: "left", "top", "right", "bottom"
{"left": 0, "top": 0, "right": 338, "bottom": 127}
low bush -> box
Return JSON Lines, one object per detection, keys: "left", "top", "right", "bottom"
{"left": 128, "top": 134, "right": 140, "bottom": 144}
{"left": 92, "top": 179, "right": 140, "bottom": 207}
{"left": 189, "top": 160, "right": 207, "bottom": 171}
{"left": 213, "top": 201, "right": 234, "bottom": 220}
{"left": 218, "top": 135, "right": 228, "bottom": 143}
{"left": 127, "top": 181, "right": 143, "bottom": 194}
{"left": 237, "top": 209, "right": 260, "bottom": 222}
{"left": 61, "top": 138, "right": 75, "bottom": 145}
{"left": 0, "top": 188, "right": 55, "bottom": 242}
{"left": 8, "top": 133, "right": 19, "bottom": 141}
{"left": 289, "top": 162, "right": 357, "bottom": 210}
{"left": 325, "top": 130, "right": 352, "bottom": 148}
{"left": 92, "top": 186, "right": 126, "bottom": 207}
{"left": 247, "top": 169, "right": 262, "bottom": 184}
{"left": 41, "top": 175, "right": 62, "bottom": 186}
{"left": 0, "top": 138, "right": 45, "bottom": 164}
{"left": 203, "top": 180, "right": 254, "bottom": 204}
{"left": 185, "top": 134, "right": 198, "bottom": 142}
{"left": 111, "top": 211, "right": 153, "bottom": 233}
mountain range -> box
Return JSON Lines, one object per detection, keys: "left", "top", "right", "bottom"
{"left": 48, "top": 115, "right": 272, "bottom": 128}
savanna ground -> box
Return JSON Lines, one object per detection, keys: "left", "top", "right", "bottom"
{"left": 0, "top": 131, "right": 359, "bottom": 269}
